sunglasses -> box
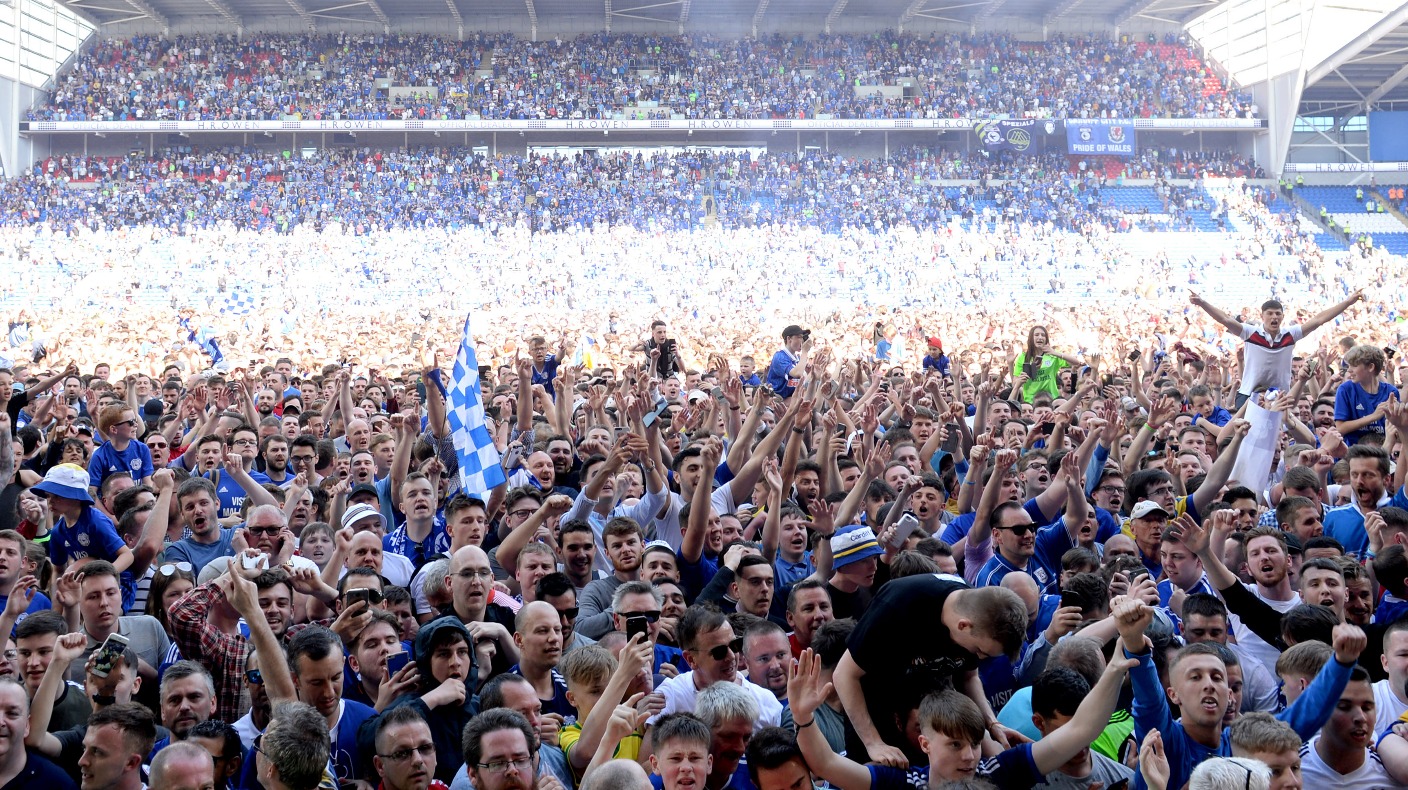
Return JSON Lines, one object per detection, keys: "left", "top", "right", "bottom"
{"left": 157, "top": 562, "right": 193, "bottom": 577}
{"left": 994, "top": 524, "right": 1035, "bottom": 537}
{"left": 702, "top": 637, "right": 745, "bottom": 661}
{"left": 245, "top": 668, "right": 263, "bottom": 685}
{"left": 247, "top": 526, "right": 282, "bottom": 537}
{"left": 556, "top": 607, "right": 580, "bottom": 621}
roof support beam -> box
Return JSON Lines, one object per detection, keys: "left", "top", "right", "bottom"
{"left": 1042, "top": 0, "right": 1087, "bottom": 24}
{"left": 824, "top": 0, "right": 848, "bottom": 32}
{"left": 1365, "top": 60, "right": 1408, "bottom": 106}
{"left": 56, "top": 1, "right": 106, "bottom": 27}
{"left": 898, "top": 0, "right": 924, "bottom": 31}
{"left": 678, "top": 0, "right": 689, "bottom": 33}
{"left": 1306, "top": 2, "right": 1408, "bottom": 87}
{"left": 1111, "top": 0, "right": 1162, "bottom": 25}
{"left": 283, "top": 0, "right": 317, "bottom": 30}
{"left": 118, "top": 0, "right": 169, "bottom": 29}
{"left": 974, "top": 0, "right": 1005, "bottom": 23}
{"left": 524, "top": 0, "right": 536, "bottom": 40}
{"left": 752, "top": 0, "right": 769, "bottom": 37}
{"left": 200, "top": 0, "right": 243, "bottom": 28}
{"left": 443, "top": 0, "right": 463, "bottom": 37}
{"left": 362, "top": 0, "right": 390, "bottom": 29}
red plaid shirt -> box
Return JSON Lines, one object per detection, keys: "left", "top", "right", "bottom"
{"left": 170, "top": 582, "right": 250, "bottom": 724}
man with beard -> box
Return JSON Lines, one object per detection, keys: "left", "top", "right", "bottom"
{"left": 372, "top": 706, "right": 447, "bottom": 790}
{"left": 648, "top": 606, "right": 783, "bottom": 728}
{"left": 508, "top": 602, "right": 572, "bottom": 720}
{"left": 742, "top": 621, "right": 790, "bottom": 703}
{"left": 254, "top": 390, "right": 279, "bottom": 420}
{"left": 1326, "top": 443, "right": 1408, "bottom": 558}
{"left": 1180, "top": 515, "right": 1305, "bottom": 678}
{"left": 164, "top": 477, "right": 236, "bottom": 574}
{"left": 259, "top": 436, "right": 292, "bottom": 487}
{"left": 450, "top": 673, "right": 573, "bottom": 790}
{"left": 578, "top": 519, "right": 645, "bottom": 640}
{"left": 152, "top": 661, "right": 217, "bottom": 755}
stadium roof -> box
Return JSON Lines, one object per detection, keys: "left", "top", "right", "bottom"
{"left": 57, "top": 0, "right": 1212, "bottom": 33}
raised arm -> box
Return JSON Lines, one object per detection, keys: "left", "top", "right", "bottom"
{"left": 569, "top": 634, "right": 652, "bottom": 771}
{"left": 498, "top": 495, "right": 573, "bottom": 576}
{"left": 1301, "top": 289, "right": 1364, "bottom": 335}
{"left": 1188, "top": 291, "right": 1244, "bottom": 334}
{"left": 25, "top": 631, "right": 86, "bottom": 755}
{"left": 968, "top": 448, "right": 1017, "bottom": 549}
{"left": 1172, "top": 510, "right": 1240, "bottom": 592}
{"left": 224, "top": 559, "right": 296, "bottom": 702}
{"left": 1190, "top": 419, "right": 1249, "bottom": 519}
{"left": 791, "top": 649, "right": 876, "bottom": 790}
{"left": 681, "top": 437, "right": 724, "bottom": 564}
{"left": 220, "top": 452, "right": 277, "bottom": 510}
{"left": 1030, "top": 648, "right": 1138, "bottom": 774}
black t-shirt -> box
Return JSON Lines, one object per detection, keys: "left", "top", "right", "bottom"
{"left": 1, "top": 751, "right": 75, "bottom": 790}
{"left": 847, "top": 573, "right": 977, "bottom": 699}
{"left": 5, "top": 390, "right": 29, "bottom": 425}
{"left": 826, "top": 582, "right": 873, "bottom": 621}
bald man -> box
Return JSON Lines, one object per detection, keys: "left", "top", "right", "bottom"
{"left": 446, "top": 546, "right": 519, "bottom": 676}
{"left": 582, "top": 758, "right": 651, "bottom": 790}
{"left": 150, "top": 741, "right": 216, "bottom": 790}
{"left": 510, "top": 601, "right": 572, "bottom": 719}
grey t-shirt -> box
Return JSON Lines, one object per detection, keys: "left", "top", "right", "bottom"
{"left": 67, "top": 615, "right": 172, "bottom": 685}
{"left": 1035, "top": 750, "right": 1134, "bottom": 789}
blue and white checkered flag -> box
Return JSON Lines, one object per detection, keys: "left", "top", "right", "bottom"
{"left": 446, "top": 315, "right": 506, "bottom": 500}
{"left": 221, "top": 292, "right": 256, "bottom": 315}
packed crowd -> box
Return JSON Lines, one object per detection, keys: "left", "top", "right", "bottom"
{"left": 4, "top": 274, "right": 1408, "bottom": 790}
{"left": 5, "top": 146, "right": 1253, "bottom": 235}
{"left": 28, "top": 32, "right": 1253, "bottom": 122}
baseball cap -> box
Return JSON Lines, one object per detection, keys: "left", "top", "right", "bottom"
{"left": 782, "top": 325, "right": 807, "bottom": 338}
{"left": 927, "top": 337, "right": 943, "bottom": 348}
{"left": 1130, "top": 500, "right": 1170, "bottom": 520}
{"left": 73, "top": 420, "right": 95, "bottom": 436}
{"left": 830, "top": 525, "right": 883, "bottom": 569}
{"left": 32, "top": 463, "right": 94, "bottom": 503}
{"left": 341, "top": 502, "right": 386, "bottom": 532}
{"left": 348, "top": 483, "right": 380, "bottom": 503}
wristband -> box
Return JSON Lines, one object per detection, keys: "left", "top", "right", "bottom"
{"left": 796, "top": 718, "right": 816, "bottom": 729}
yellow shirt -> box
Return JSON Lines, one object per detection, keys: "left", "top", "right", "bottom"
{"left": 560, "top": 721, "right": 644, "bottom": 782}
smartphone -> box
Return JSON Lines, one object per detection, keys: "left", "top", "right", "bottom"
{"left": 91, "top": 633, "right": 130, "bottom": 678}
{"left": 1107, "top": 780, "right": 1130, "bottom": 790}
{"left": 641, "top": 397, "right": 669, "bottom": 427}
{"left": 890, "top": 513, "right": 922, "bottom": 548}
{"left": 711, "top": 386, "right": 726, "bottom": 402}
{"left": 1038, "top": 422, "right": 1055, "bottom": 437}
{"left": 626, "top": 615, "right": 650, "bottom": 642}
{"left": 1060, "top": 589, "right": 1088, "bottom": 611}
{"left": 1127, "top": 350, "right": 1140, "bottom": 362}
{"left": 345, "top": 589, "right": 376, "bottom": 610}
{"left": 240, "top": 553, "right": 267, "bottom": 572}
{"left": 386, "top": 651, "right": 410, "bottom": 677}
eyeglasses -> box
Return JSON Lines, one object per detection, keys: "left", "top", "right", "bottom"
{"left": 147, "top": 440, "right": 169, "bottom": 448}
{"left": 1147, "top": 486, "right": 1175, "bottom": 497}
{"left": 248, "top": 526, "right": 282, "bottom": 536}
{"left": 618, "top": 610, "right": 660, "bottom": 622}
{"left": 1095, "top": 485, "right": 1122, "bottom": 494}
{"left": 231, "top": 439, "right": 258, "bottom": 447}
{"left": 1, "top": 650, "right": 14, "bottom": 661}
{"left": 508, "top": 508, "right": 537, "bottom": 520}
{"left": 251, "top": 734, "right": 265, "bottom": 758}
{"left": 245, "top": 668, "right": 263, "bottom": 685}
{"left": 994, "top": 524, "right": 1035, "bottom": 537}
{"left": 556, "top": 606, "right": 580, "bottom": 621}
{"left": 702, "top": 637, "right": 745, "bottom": 661}
{"left": 292, "top": 455, "right": 317, "bottom": 463}
{"left": 157, "top": 562, "right": 193, "bottom": 577}
{"left": 477, "top": 757, "right": 533, "bottom": 775}
{"left": 457, "top": 569, "right": 493, "bottom": 581}
{"left": 380, "top": 743, "right": 436, "bottom": 763}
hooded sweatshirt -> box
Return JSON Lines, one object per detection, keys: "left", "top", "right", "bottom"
{"left": 376, "top": 616, "right": 481, "bottom": 784}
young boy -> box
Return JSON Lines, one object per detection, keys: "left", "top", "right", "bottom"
{"left": 1030, "top": 667, "right": 1136, "bottom": 788}
{"left": 1335, "top": 344, "right": 1400, "bottom": 446}
{"left": 1188, "top": 385, "right": 1232, "bottom": 433}
{"left": 87, "top": 404, "right": 154, "bottom": 496}
{"left": 650, "top": 713, "right": 714, "bottom": 790}
{"left": 790, "top": 647, "right": 1135, "bottom": 789}
{"left": 33, "top": 463, "right": 133, "bottom": 574}
{"left": 558, "top": 638, "right": 653, "bottom": 780}
{"left": 1228, "top": 713, "right": 1306, "bottom": 790}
